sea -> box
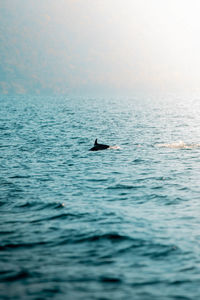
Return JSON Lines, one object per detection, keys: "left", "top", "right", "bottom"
{"left": 1, "top": 95, "right": 200, "bottom": 300}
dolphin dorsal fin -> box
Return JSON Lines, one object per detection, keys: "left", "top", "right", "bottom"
{"left": 94, "top": 139, "right": 98, "bottom": 145}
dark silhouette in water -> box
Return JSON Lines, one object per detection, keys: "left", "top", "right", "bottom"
{"left": 89, "top": 139, "right": 110, "bottom": 151}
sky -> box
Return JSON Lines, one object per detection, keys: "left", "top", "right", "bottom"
{"left": 0, "top": 0, "right": 200, "bottom": 95}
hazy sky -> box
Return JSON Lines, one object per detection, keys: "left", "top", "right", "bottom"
{"left": 1, "top": 0, "right": 200, "bottom": 95}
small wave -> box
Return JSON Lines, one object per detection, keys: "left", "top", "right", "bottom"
{"left": 16, "top": 201, "right": 65, "bottom": 210}
{"left": 0, "top": 241, "right": 48, "bottom": 251}
{"left": 107, "top": 184, "right": 144, "bottom": 190}
{"left": 155, "top": 141, "right": 200, "bottom": 149}
{"left": 100, "top": 276, "right": 122, "bottom": 283}
{"left": 132, "top": 158, "right": 144, "bottom": 164}
{"left": 0, "top": 201, "right": 6, "bottom": 207}
{"left": 75, "top": 233, "right": 131, "bottom": 244}
{"left": 0, "top": 230, "right": 14, "bottom": 235}
{"left": 87, "top": 178, "right": 108, "bottom": 182}
{"left": 10, "top": 175, "right": 31, "bottom": 179}
{"left": 30, "top": 213, "right": 78, "bottom": 223}
{"left": 2, "top": 270, "right": 31, "bottom": 282}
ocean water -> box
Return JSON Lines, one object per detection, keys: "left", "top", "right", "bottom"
{"left": 1, "top": 95, "right": 200, "bottom": 300}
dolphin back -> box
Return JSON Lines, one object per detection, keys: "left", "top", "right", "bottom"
{"left": 90, "top": 139, "right": 110, "bottom": 151}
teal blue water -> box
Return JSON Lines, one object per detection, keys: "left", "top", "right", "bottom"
{"left": 1, "top": 95, "right": 200, "bottom": 300}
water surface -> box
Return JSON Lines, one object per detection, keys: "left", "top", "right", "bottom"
{"left": 1, "top": 95, "right": 200, "bottom": 299}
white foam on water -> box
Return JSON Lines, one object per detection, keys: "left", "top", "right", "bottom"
{"left": 156, "top": 141, "right": 200, "bottom": 149}
{"left": 108, "top": 145, "right": 121, "bottom": 150}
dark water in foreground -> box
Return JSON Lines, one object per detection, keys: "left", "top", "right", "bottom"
{"left": 1, "top": 95, "right": 200, "bottom": 300}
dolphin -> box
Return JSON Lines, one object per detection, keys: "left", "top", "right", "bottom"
{"left": 89, "top": 139, "right": 110, "bottom": 151}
